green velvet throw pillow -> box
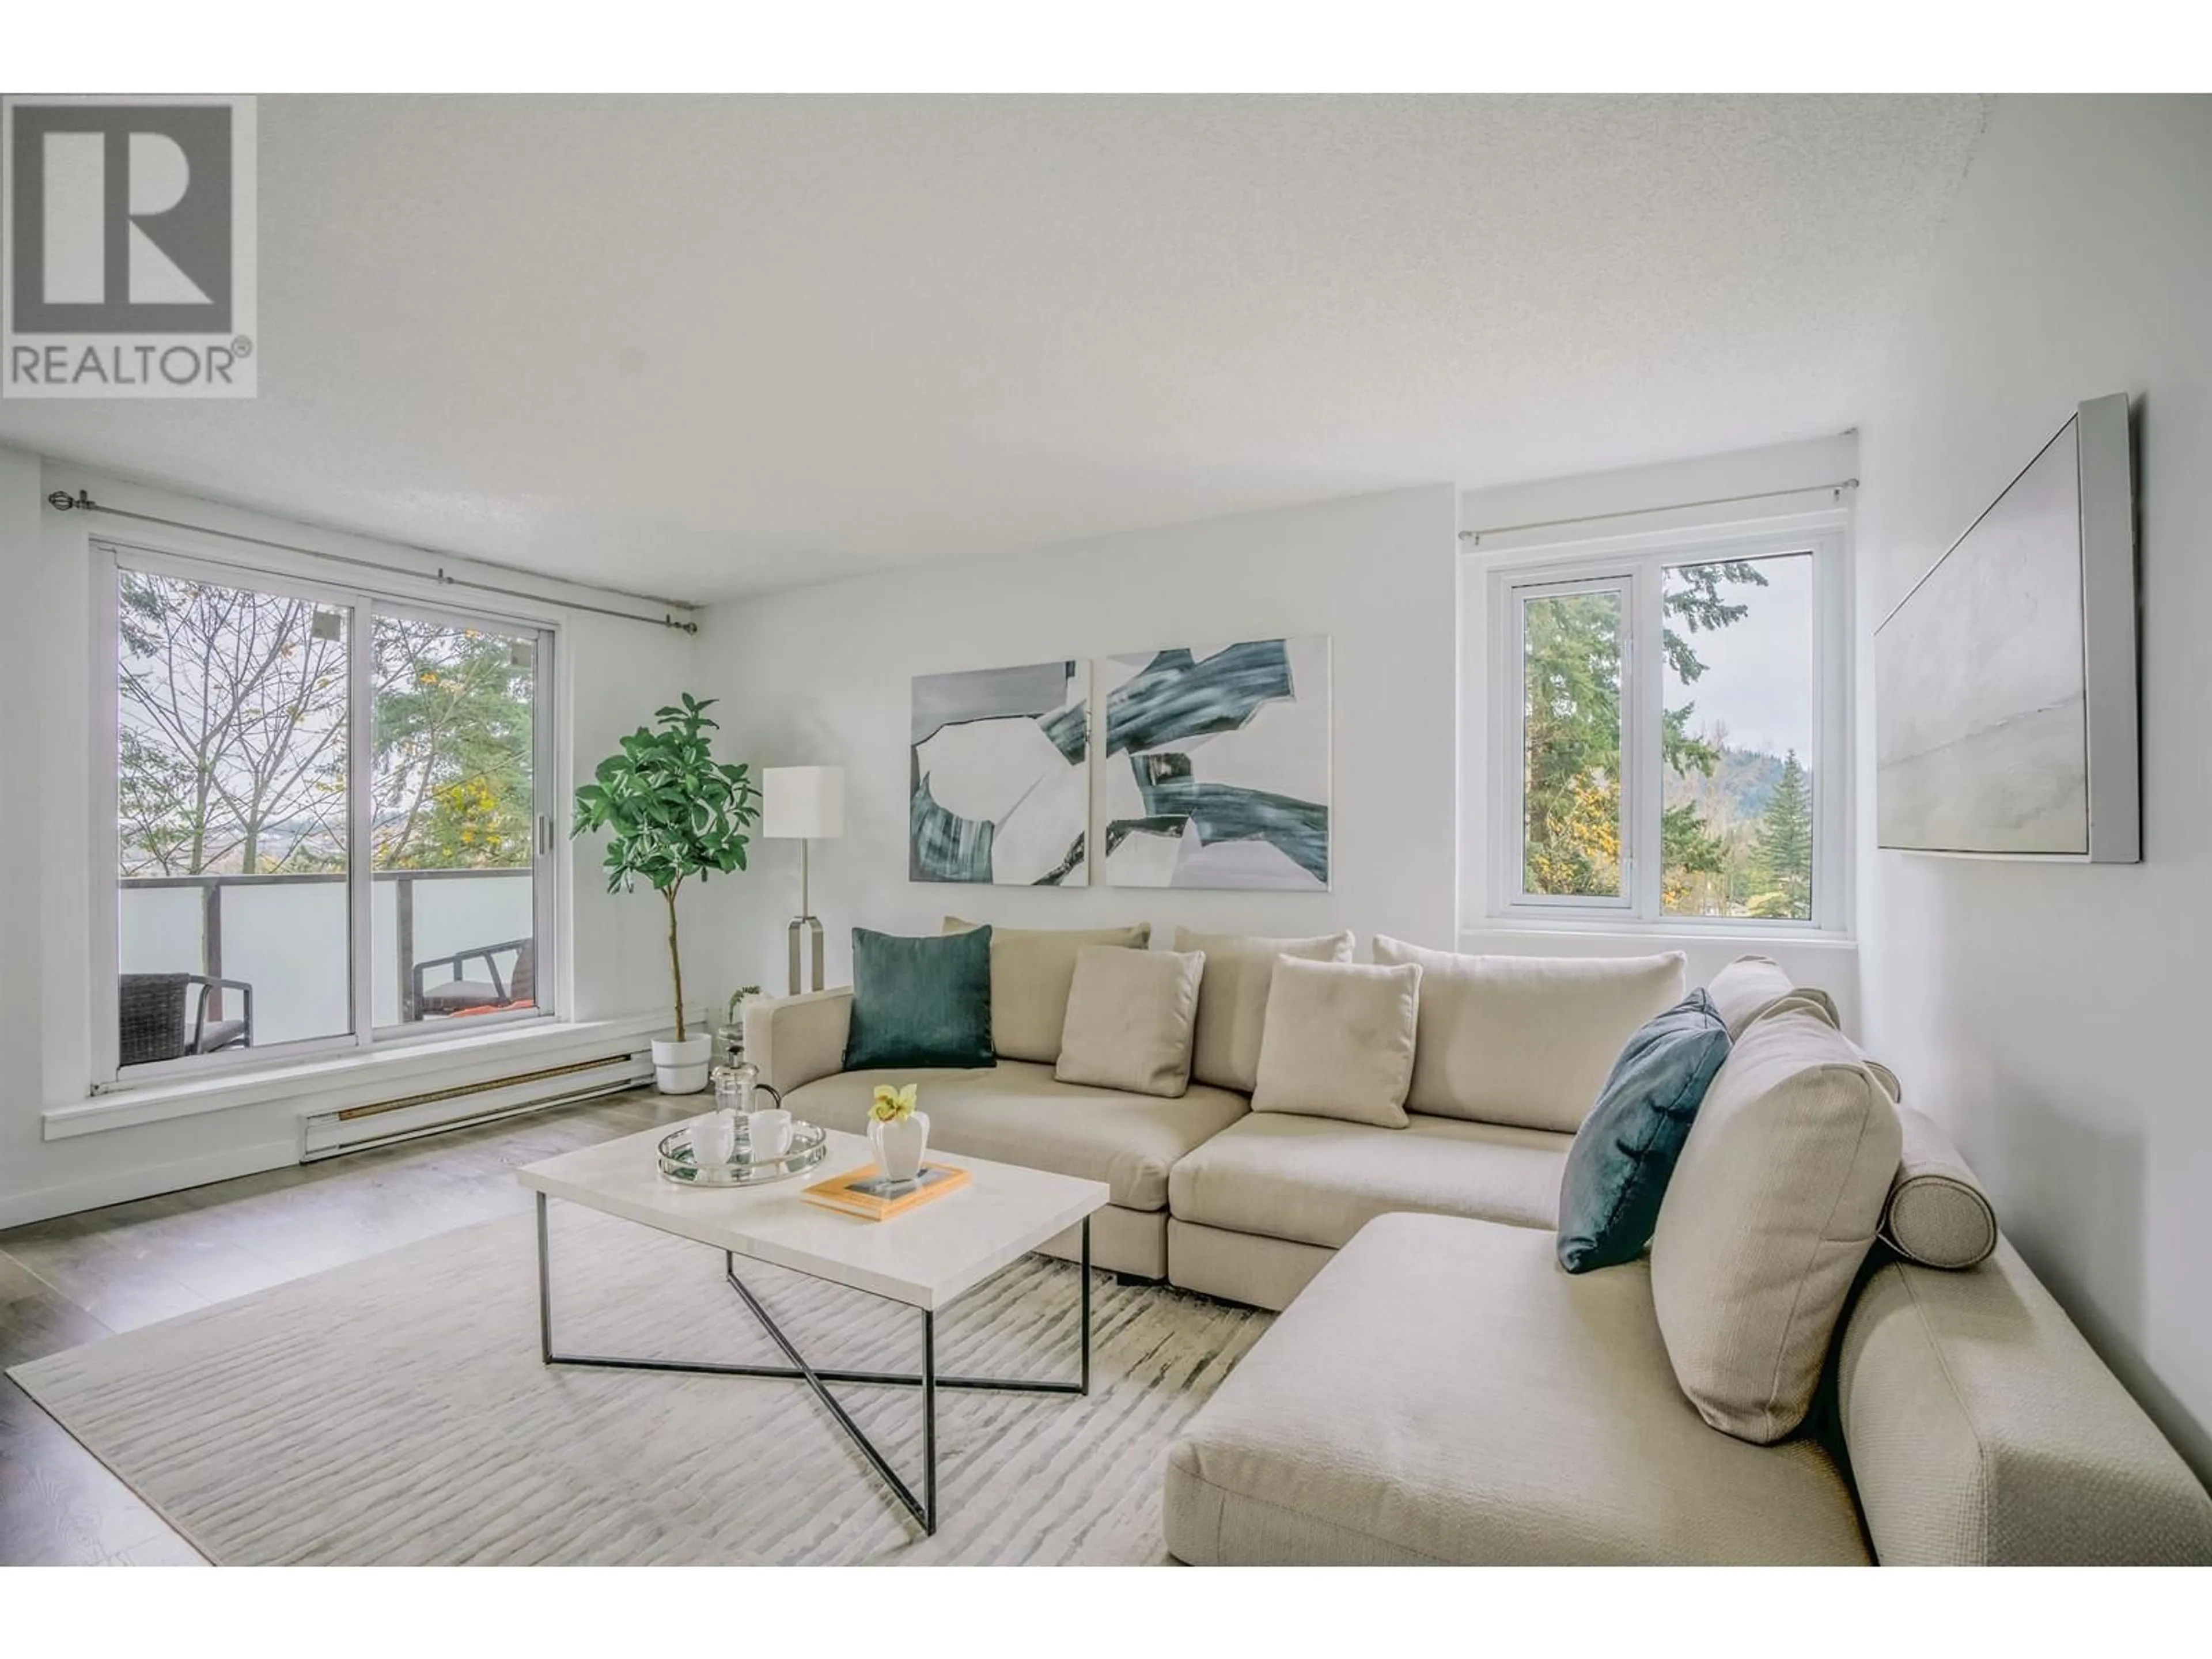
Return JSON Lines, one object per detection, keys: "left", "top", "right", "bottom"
{"left": 842, "top": 925, "right": 996, "bottom": 1071}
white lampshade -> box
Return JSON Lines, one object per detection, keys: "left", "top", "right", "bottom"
{"left": 763, "top": 766, "right": 846, "bottom": 840}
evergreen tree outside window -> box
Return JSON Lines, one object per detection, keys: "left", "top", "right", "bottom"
{"left": 1497, "top": 536, "right": 1833, "bottom": 929}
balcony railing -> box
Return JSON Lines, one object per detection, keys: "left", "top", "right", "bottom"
{"left": 120, "top": 867, "right": 534, "bottom": 1050}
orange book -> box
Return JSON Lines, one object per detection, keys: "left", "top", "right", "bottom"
{"left": 802, "top": 1162, "right": 970, "bottom": 1221}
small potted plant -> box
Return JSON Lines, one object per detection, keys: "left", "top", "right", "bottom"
{"left": 868, "top": 1084, "right": 929, "bottom": 1184}
{"left": 573, "top": 695, "right": 759, "bottom": 1093}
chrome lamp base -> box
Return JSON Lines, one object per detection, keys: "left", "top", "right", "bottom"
{"left": 787, "top": 914, "right": 825, "bottom": 994}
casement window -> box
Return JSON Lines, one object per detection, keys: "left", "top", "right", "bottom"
{"left": 1486, "top": 525, "right": 1847, "bottom": 932}
{"left": 95, "top": 539, "right": 559, "bottom": 1082}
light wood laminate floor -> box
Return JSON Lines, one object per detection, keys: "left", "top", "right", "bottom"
{"left": 0, "top": 1089, "right": 698, "bottom": 1566}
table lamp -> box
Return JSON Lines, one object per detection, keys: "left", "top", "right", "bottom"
{"left": 763, "top": 766, "right": 845, "bottom": 994}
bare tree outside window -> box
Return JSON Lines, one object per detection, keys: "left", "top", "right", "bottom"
{"left": 114, "top": 563, "right": 547, "bottom": 1059}
{"left": 117, "top": 570, "right": 350, "bottom": 877}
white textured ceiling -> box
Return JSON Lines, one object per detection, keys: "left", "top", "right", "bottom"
{"left": 1, "top": 95, "right": 1985, "bottom": 601}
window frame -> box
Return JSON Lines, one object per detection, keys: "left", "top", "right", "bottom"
{"left": 92, "top": 536, "right": 565, "bottom": 1087}
{"left": 1484, "top": 520, "right": 1850, "bottom": 937}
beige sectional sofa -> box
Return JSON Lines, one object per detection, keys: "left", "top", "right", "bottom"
{"left": 745, "top": 985, "right": 1245, "bottom": 1279}
{"left": 743, "top": 938, "right": 2212, "bottom": 1565}
{"left": 1166, "top": 1113, "right": 1567, "bottom": 1308}
{"left": 747, "top": 986, "right": 1587, "bottom": 1298}
{"left": 745, "top": 940, "right": 1669, "bottom": 1307}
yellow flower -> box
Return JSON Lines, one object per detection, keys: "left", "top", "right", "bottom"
{"left": 869, "top": 1082, "right": 919, "bottom": 1123}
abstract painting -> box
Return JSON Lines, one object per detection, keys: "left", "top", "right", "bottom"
{"left": 910, "top": 660, "right": 1089, "bottom": 885}
{"left": 1100, "top": 637, "right": 1330, "bottom": 889}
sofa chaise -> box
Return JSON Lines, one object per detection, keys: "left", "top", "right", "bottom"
{"left": 1162, "top": 1210, "right": 2212, "bottom": 1565}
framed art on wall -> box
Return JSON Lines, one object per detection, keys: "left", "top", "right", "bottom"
{"left": 909, "top": 660, "right": 1090, "bottom": 885}
{"left": 1099, "top": 636, "right": 1331, "bottom": 890}
{"left": 1874, "top": 393, "right": 2138, "bottom": 862}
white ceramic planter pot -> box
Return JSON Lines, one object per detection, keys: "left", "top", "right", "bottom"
{"left": 869, "top": 1112, "right": 930, "bottom": 1183}
{"left": 653, "top": 1035, "right": 714, "bottom": 1095}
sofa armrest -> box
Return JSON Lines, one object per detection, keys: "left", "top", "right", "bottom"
{"left": 1838, "top": 1241, "right": 2212, "bottom": 1563}
{"left": 743, "top": 988, "right": 852, "bottom": 1094}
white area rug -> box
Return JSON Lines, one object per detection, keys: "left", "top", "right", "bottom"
{"left": 9, "top": 1205, "right": 1270, "bottom": 1565}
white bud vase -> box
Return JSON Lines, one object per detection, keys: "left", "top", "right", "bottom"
{"left": 869, "top": 1112, "right": 930, "bottom": 1184}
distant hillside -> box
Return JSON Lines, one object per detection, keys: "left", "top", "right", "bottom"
{"left": 1718, "top": 745, "right": 1786, "bottom": 820}
{"left": 1666, "top": 742, "right": 1807, "bottom": 833}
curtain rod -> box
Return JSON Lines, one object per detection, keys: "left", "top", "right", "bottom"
{"left": 44, "top": 488, "right": 702, "bottom": 634}
{"left": 1458, "top": 478, "right": 1859, "bottom": 546}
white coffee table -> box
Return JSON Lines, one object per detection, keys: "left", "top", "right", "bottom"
{"left": 517, "top": 1124, "right": 1109, "bottom": 1536}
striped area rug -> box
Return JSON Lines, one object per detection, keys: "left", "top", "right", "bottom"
{"left": 9, "top": 1204, "right": 1271, "bottom": 1565}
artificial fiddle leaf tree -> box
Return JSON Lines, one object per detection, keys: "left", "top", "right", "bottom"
{"left": 571, "top": 694, "right": 760, "bottom": 1043}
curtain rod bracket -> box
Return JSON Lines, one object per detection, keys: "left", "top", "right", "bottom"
{"left": 47, "top": 488, "right": 94, "bottom": 512}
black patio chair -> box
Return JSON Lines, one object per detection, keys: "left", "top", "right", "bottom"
{"left": 411, "top": 937, "right": 535, "bottom": 1018}
{"left": 118, "top": 972, "right": 255, "bottom": 1067}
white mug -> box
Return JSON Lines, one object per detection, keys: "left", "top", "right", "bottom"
{"left": 692, "top": 1108, "right": 737, "bottom": 1168}
{"left": 747, "top": 1108, "right": 794, "bottom": 1160}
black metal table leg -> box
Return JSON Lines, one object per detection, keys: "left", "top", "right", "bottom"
{"left": 536, "top": 1190, "right": 552, "bottom": 1365}
{"left": 922, "top": 1311, "right": 938, "bottom": 1533}
{"left": 532, "top": 1194, "right": 1099, "bottom": 1539}
{"left": 725, "top": 1266, "right": 935, "bottom": 1529}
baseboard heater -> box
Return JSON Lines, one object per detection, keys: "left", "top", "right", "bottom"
{"left": 300, "top": 1049, "right": 654, "bottom": 1160}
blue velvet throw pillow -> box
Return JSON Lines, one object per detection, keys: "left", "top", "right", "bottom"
{"left": 1556, "top": 988, "right": 1731, "bottom": 1274}
{"left": 842, "top": 925, "right": 996, "bottom": 1071}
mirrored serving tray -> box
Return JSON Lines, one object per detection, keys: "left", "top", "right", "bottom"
{"left": 658, "top": 1119, "right": 829, "bottom": 1187}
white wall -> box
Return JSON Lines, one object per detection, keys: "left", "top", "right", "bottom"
{"left": 691, "top": 486, "right": 1460, "bottom": 994}
{"left": 1857, "top": 96, "right": 2212, "bottom": 1480}
{"left": 0, "top": 454, "right": 697, "bottom": 1226}
{"left": 0, "top": 450, "right": 46, "bottom": 1213}
{"left": 1456, "top": 435, "right": 1863, "bottom": 1028}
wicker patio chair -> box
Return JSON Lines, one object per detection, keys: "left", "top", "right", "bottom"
{"left": 118, "top": 972, "right": 256, "bottom": 1067}
{"left": 411, "top": 937, "right": 535, "bottom": 1018}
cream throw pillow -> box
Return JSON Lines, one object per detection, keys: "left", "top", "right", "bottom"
{"left": 1173, "top": 927, "right": 1355, "bottom": 1093}
{"left": 1704, "top": 954, "right": 1840, "bottom": 1040}
{"left": 1711, "top": 961, "right": 1907, "bottom": 1104}
{"left": 1372, "top": 938, "right": 1684, "bottom": 1133}
{"left": 1650, "top": 1007, "right": 1903, "bottom": 1444}
{"left": 1881, "top": 1106, "right": 1999, "bottom": 1270}
{"left": 943, "top": 918, "right": 1151, "bottom": 1064}
{"left": 1055, "top": 945, "right": 1206, "bottom": 1098}
{"left": 1249, "top": 957, "right": 1421, "bottom": 1128}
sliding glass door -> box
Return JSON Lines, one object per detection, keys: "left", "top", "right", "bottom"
{"left": 103, "top": 543, "right": 556, "bottom": 1081}
{"left": 115, "top": 562, "right": 356, "bottom": 1062}
{"left": 369, "top": 608, "right": 547, "bottom": 1033}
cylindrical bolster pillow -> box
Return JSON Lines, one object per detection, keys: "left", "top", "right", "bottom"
{"left": 1881, "top": 1106, "right": 1999, "bottom": 1269}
